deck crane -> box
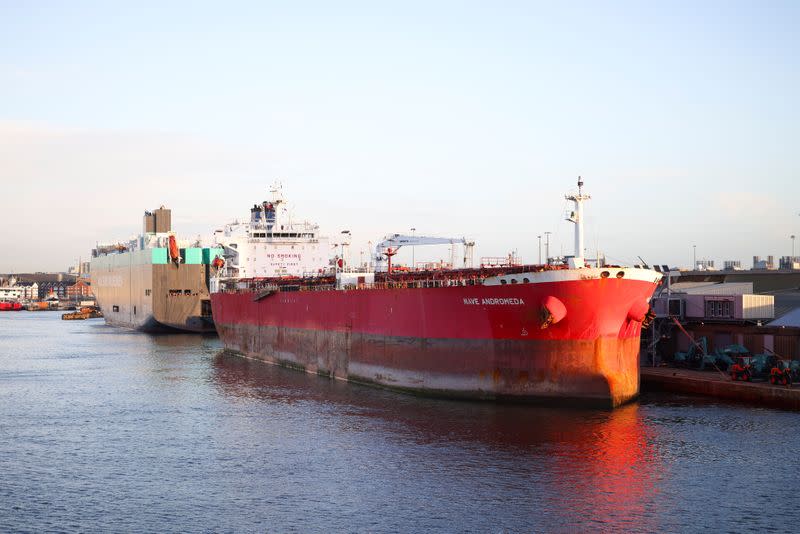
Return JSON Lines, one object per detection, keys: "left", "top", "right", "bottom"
{"left": 374, "top": 234, "right": 475, "bottom": 273}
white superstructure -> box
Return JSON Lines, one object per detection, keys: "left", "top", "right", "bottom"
{"left": 212, "top": 184, "right": 330, "bottom": 279}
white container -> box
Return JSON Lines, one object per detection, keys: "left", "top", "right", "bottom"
{"left": 683, "top": 294, "right": 774, "bottom": 320}
{"left": 740, "top": 294, "right": 774, "bottom": 320}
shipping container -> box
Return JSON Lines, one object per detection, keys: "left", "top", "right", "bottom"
{"left": 683, "top": 294, "right": 774, "bottom": 320}
{"left": 741, "top": 294, "right": 774, "bottom": 320}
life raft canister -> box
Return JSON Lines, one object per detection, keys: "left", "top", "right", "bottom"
{"left": 168, "top": 235, "right": 180, "bottom": 266}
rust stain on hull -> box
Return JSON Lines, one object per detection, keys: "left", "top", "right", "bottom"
{"left": 216, "top": 323, "right": 642, "bottom": 408}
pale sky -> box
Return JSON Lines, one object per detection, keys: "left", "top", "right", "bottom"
{"left": 1, "top": 1, "right": 798, "bottom": 272}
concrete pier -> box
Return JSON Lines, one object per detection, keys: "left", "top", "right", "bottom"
{"left": 641, "top": 367, "right": 800, "bottom": 411}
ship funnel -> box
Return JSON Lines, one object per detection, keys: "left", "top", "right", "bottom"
{"left": 565, "top": 177, "right": 590, "bottom": 268}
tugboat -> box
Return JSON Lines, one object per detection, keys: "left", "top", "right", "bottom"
{"left": 0, "top": 299, "right": 23, "bottom": 311}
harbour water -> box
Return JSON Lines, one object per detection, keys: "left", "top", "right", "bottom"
{"left": 2, "top": 312, "right": 800, "bottom": 532}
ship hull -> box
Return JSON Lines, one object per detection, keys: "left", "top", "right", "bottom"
{"left": 211, "top": 269, "right": 660, "bottom": 407}
{"left": 92, "top": 249, "right": 216, "bottom": 333}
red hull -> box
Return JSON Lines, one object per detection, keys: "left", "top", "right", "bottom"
{"left": 0, "top": 302, "right": 23, "bottom": 311}
{"left": 211, "top": 270, "right": 660, "bottom": 407}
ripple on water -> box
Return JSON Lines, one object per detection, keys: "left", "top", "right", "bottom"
{"left": 3, "top": 313, "right": 800, "bottom": 532}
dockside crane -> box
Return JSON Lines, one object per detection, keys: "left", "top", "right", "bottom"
{"left": 374, "top": 234, "right": 475, "bottom": 273}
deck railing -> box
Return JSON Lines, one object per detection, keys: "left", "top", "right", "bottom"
{"left": 220, "top": 277, "right": 488, "bottom": 294}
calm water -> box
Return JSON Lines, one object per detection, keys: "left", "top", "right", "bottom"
{"left": 2, "top": 312, "right": 800, "bottom": 533}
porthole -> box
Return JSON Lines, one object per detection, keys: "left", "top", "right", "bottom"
{"left": 616, "top": 271, "right": 625, "bottom": 278}
{"left": 523, "top": 278, "right": 530, "bottom": 283}
{"left": 601, "top": 271, "right": 610, "bottom": 278}
{"left": 510, "top": 279, "right": 518, "bottom": 284}
{"left": 500, "top": 279, "right": 507, "bottom": 285}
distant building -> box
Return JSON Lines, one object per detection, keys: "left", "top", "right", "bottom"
{"left": 753, "top": 255, "right": 776, "bottom": 270}
{"left": 779, "top": 256, "right": 800, "bottom": 270}
{"left": 723, "top": 260, "right": 742, "bottom": 271}
{"left": 67, "top": 262, "right": 92, "bottom": 276}
{"left": 695, "top": 259, "right": 715, "bottom": 271}
{"left": 14, "top": 282, "right": 39, "bottom": 301}
{"left": 38, "top": 281, "right": 70, "bottom": 300}
{"left": 0, "top": 278, "right": 38, "bottom": 301}
{"left": 66, "top": 279, "right": 93, "bottom": 300}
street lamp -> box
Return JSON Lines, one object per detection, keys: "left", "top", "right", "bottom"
{"left": 792, "top": 235, "right": 796, "bottom": 259}
{"left": 693, "top": 244, "right": 696, "bottom": 270}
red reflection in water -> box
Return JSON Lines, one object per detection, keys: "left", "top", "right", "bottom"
{"left": 212, "top": 352, "right": 661, "bottom": 530}
{"left": 550, "top": 404, "right": 660, "bottom": 532}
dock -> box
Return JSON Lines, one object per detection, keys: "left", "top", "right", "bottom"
{"left": 641, "top": 367, "right": 800, "bottom": 410}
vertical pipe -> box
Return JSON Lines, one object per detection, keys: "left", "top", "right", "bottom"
{"left": 545, "top": 232, "right": 551, "bottom": 265}
{"left": 575, "top": 196, "right": 583, "bottom": 259}
{"left": 537, "top": 235, "right": 542, "bottom": 264}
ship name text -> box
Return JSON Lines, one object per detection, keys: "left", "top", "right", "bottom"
{"left": 463, "top": 297, "right": 526, "bottom": 306}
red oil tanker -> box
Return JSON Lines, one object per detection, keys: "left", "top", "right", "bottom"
{"left": 210, "top": 179, "right": 661, "bottom": 407}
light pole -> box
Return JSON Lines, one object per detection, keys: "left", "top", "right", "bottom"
{"left": 537, "top": 235, "right": 542, "bottom": 264}
{"left": 792, "top": 235, "right": 796, "bottom": 259}
{"left": 693, "top": 244, "right": 696, "bottom": 270}
{"left": 410, "top": 227, "right": 416, "bottom": 270}
{"left": 544, "top": 232, "right": 552, "bottom": 264}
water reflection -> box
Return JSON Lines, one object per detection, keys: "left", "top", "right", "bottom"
{"left": 560, "top": 404, "right": 660, "bottom": 532}
{"left": 6, "top": 313, "right": 799, "bottom": 532}
{"left": 211, "top": 351, "right": 661, "bottom": 530}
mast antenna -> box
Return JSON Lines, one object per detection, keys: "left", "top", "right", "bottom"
{"left": 565, "top": 176, "right": 591, "bottom": 268}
